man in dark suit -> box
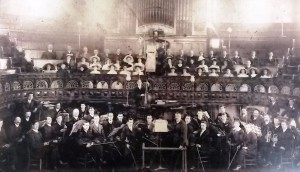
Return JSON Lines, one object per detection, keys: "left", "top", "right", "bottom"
{"left": 76, "top": 121, "right": 104, "bottom": 168}
{"left": 26, "top": 121, "right": 44, "bottom": 169}
{"left": 61, "top": 45, "right": 76, "bottom": 70}
{"left": 41, "top": 44, "right": 57, "bottom": 59}
{"left": 22, "top": 93, "right": 40, "bottom": 121}
{"left": 232, "top": 50, "right": 243, "bottom": 65}
{"left": 61, "top": 45, "right": 76, "bottom": 61}
{"left": 21, "top": 111, "right": 34, "bottom": 134}
{"left": 39, "top": 116, "right": 59, "bottom": 169}
{"left": 7, "top": 117, "right": 24, "bottom": 170}
{"left": 264, "top": 52, "right": 277, "bottom": 67}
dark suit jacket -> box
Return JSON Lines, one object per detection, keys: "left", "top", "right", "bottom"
{"left": 7, "top": 125, "right": 23, "bottom": 143}
{"left": 39, "top": 125, "right": 54, "bottom": 142}
{"left": 76, "top": 129, "right": 95, "bottom": 145}
{"left": 0, "top": 128, "right": 8, "bottom": 146}
{"left": 61, "top": 51, "right": 76, "bottom": 60}
{"left": 26, "top": 130, "right": 43, "bottom": 150}
{"left": 41, "top": 51, "right": 57, "bottom": 59}
{"left": 172, "top": 120, "right": 188, "bottom": 147}
{"left": 23, "top": 100, "right": 39, "bottom": 113}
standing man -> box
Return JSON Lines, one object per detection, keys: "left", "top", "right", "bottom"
{"left": 41, "top": 44, "right": 57, "bottom": 59}
{"left": 22, "top": 93, "right": 40, "bottom": 121}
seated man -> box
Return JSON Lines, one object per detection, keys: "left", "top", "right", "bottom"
{"left": 41, "top": 44, "right": 57, "bottom": 59}
{"left": 167, "top": 66, "right": 178, "bottom": 76}
{"left": 271, "top": 120, "right": 294, "bottom": 170}
{"left": 190, "top": 121, "right": 212, "bottom": 169}
{"left": 175, "top": 58, "right": 185, "bottom": 74}
{"left": 39, "top": 116, "right": 59, "bottom": 169}
{"left": 26, "top": 121, "right": 44, "bottom": 169}
{"left": 0, "top": 118, "right": 10, "bottom": 169}
{"left": 89, "top": 49, "right": 101, "bottom": 63}
{"left": 76, "top": 121, "right": 104, "bottom": 168}
{"left": 264, "top": 52, "right": 277, "bottom": 67}
{"left": 233, "top": 123, "right": 258, "bottom": 171}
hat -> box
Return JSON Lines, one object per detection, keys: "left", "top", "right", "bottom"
{"left": 43, "top": 63, "right": 55, "bottom": 70}
{"left": 134, "top": 64, "right": 143, "bottom": 70}
{"left": 170, "top": 66, "right": 176, "bottom": 70}
{"left": 78, "top": 64, "right": 88, "bottom": 70}
{"left": 124, "top": 55, "right": 134, "bottom": 62}
{"left": 209, "top": 66, "right": 219, "bottom": 70}
{"left": 120, "top": 61, "right": 132, "bottom": 68}
{"left": 198, "top": 56, "right": 205, "bottom": 61}
{"left": 178, "top": 57, "right": 185, "bottom": 62}
{"left": 166, "top": 56, "right": 173, "bottom": 60}
{"left": 260, "top": 68, "right": 271, "bottom": 74}
{"left": 109, "top": 63, "right": 116, "bottom": 68}
{"left": 249, "top": 67, "right": 259, "bottom": 74}
{"left": 183, "top": 66, "right": 190, "bottom": 71}
{"left": 196, "top": 66, "right": 204, "bottom": 72}
{"left": 239, "top": 68, "right": 247, "bottom": 73}
{"left": 90, "top": 55, "right": 100, "bottom": 62}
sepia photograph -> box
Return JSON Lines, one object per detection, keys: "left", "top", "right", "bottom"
{"left": 0, "top": 0, "right": 300, "bottom": 171}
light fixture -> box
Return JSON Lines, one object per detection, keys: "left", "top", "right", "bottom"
{"left": 227, "top": 27, "right": 232, "bottom": 33}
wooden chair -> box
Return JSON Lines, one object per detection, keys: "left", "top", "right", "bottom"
{"left": 77, "top": 152, "right": 96, "bottom": 168}
{"left": 243, "top": 155, "right": 257, "bottom": 168}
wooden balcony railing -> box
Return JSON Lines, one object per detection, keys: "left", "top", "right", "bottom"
{"left": 0, "top": 73, "right": 299, "bottom": 109}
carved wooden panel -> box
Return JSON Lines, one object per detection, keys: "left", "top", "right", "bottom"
{"left": 211, "top": 83, "right": 223, "bottom": 92}
{"left": 268, "top": 85, "right": 279, "bottom": 94}
{"left": 196, "top": 83, "right": 209, "bottom": 91}
{"left": 225, "top": 84, "right": 238, "bottom": 92}
{"left": 82, "top": 81, "right": 93, "bottom": 89}
{"left": 168, "top": 83, "right": 180, "bottom": 90}
{"left": 23, "top": 81, "right": 34, "bottom": 90}
{"left": 66, "top": 80, "right": 79, "bottom": 88}
{"left": 254, "top": 85, "right": 265, "bottom": 93}
{"left": 51, "top": 80, "right": 63, "bottom": 88}
{"left": 4, "top": 82, "right": 10, "bottom": 92}
{"left": 293, "top": 88, "right": 300, "bottom": 97}
{"left": 239, "top": 84, "right": 251, "bottom": 92}
{"left": 12, "top": 81, "right": 21, "bottom": 91}
{"left": 281, "top": 86, "right": 291, "bottom": 95}
{"left": 97, "top": 81, "right": 109, "bottom": 89}
{"left": 36, "top": 80, "right": 48, "bottom": 89}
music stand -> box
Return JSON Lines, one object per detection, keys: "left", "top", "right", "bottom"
{"left": 153, "top": 119, "right": 168, "bottom": 171}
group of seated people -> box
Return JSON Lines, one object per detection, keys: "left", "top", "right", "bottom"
{"left": 11, "top": 43, "right": 298, "bottom": 78}
{"left": 0, "top": 93, "right": 300, "bottom": 171}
